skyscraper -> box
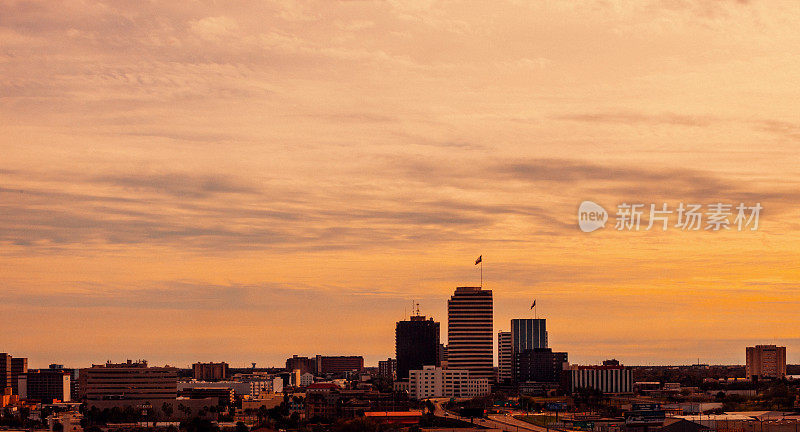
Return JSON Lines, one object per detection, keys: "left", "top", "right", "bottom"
{"left": 447, "top": 287, "right": 493, "bottom": 382}
{"left": 498, "top": 331, "right": 512, "bottom": 384}
{"left": 395, "top": 315, "right": 440, "bottom": 380}
{"left": 511, "top": 318, "right": 547, "bottom": 352}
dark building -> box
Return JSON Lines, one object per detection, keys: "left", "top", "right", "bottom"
{"left": 178, "top": 387, "right": 234, "bottom": 405}
{"left": 513, "top": 348, "right": 567, "bottom": 384}
{"left": 395, "top": 315, "right": 440, "bottom": 380}
{"left": 603, "top": 359, "right": 620, "bottom": 366}
{"left": 447, "top": 287, "right": 494, "bottom": 382}
{"left": 511, "top": 319, "right": 547, "bottom": 352}
{"left": 286, "top": 355, "right": 316, "bottom": 374}
{"left": 378, "top": 358, "right": 396, "bottom": 380}
{"left": 0, "top": 353, "right": 28, "bottom": 395}
{"left": 316, "top": 355, "right": 364, "bottom": 375}
{"left": 18, "top": 369, "right": 71, "bottom": 403}
{"left": 192, "top": 362, "right": 229, "bottom": 381}
{"left": 0, "top": 354, "right": 10, "bottom": 391}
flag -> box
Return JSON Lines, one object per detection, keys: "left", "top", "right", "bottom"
{"left": 530, "top": 300, "right": 536, "bottom": 309}
{"left": 475, "top": 255, "right": 482, "bottom": 265}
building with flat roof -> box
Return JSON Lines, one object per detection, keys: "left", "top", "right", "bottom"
{"left": 746, "top": 345, "right": 786, "bottom": 380}
{"left": 408, "top": 365, "right": 490, "bottom": 400}
{"left": 566, "top": 364, "right": 633, "bottom": 394}
{"left": 396, "top": 315, "right": 440, "bottom": 380}
{"left": 80, "top": 360, "right": 177, "bottom": 407}
{"left": 0, "top": 353, "right": 28, "bottom": 395}
{"left": 447, "top": 287, "right": 493, "bottom": 383}
{"left": 511, "top": 319, "right": 547, "bottom": 351}
{"left": 18, "top": 369, "right": 71, "bottom": 403}
{"left": 513, "top": 348, "right": 568, "bottom": 384}
{"left": 192, "top": 362, "right": 229, "bottom": 381}
{"left": 498, "top": 331, "right": 512, "bottom": 384}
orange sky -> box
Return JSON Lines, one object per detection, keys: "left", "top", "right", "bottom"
{"left": 2, "top": 0, "right": 800, "bottom": 369}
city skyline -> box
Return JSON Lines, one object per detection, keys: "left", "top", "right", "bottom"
{"left": 3, "top": 1, "right": 800, "bottom": 369}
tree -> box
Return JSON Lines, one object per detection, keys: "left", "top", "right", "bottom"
{"left": 162, "top": 402, "right": 174, "bottom": 419}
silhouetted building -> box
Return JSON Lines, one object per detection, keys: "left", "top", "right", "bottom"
{"left": 378, "top": 358, "right": 396, "bottom": 380}
{"left": 0, "top": 354, "right": 28, "bottom": 395}
{"left": 566, "top": 364, "right": 632, "bottom": 394}
{"left": 603, "top": 359, "right": 620, "bottom": 366}
{"left": 18, "top": 369, "right": 70, "bottom": 403}
{"left": 746, "top": 345, "right": 786, "bottom": 380}
{"left": 286, "top": 355, "right": 316, "bottom": 374}
{"left": 395, "top": 315, "right": 440, "bottom": 380}
{"left": 316, "top": 356, "right": 364, "bottom": 375}
{"left": 513, "top": 348, "right": 567, "bottom": 384}
{"left": 498, "top": 331, "right": 512, "bottom": 384}
{"left": 192, "top": 362, "right": 229, "bottom": 381}
{"left": 447, "top": 287, "right": 494, "bottom": 382}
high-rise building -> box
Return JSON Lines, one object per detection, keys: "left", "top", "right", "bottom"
{"left": 497, "top": 331, "right": 512, "bottom": 384}
{"left": 18, "top": 369, "right": 71, "bottom": 403}
{"left": 511, "top": 319, "right": 547, "bottom": 352}
{"left": 0, "top": 354, "right": 28, "bottom": 395}
{"left": 447, "top": 286, "right": 494, "bottom": 382}
{"left": 192, "top": 362, "right": 229, "bottom": 381}
{"left": 0, "top": 354, "right": 10, "bottom": 391}
{"left": 746, "top": 345, "right": 787, "bottom": 380}
{"left": 513, "top": 348, "right": 567, "bottom": 383}
{"left": 395, "top": 315, "right": 440, "bottom": 380}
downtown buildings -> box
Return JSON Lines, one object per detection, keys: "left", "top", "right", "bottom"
{"left": 447, "top": 286, "right": 494, "bottom": 382}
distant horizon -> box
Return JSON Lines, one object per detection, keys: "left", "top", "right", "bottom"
{"left": 3, "top": 1, "right": 800, "bottom": 370}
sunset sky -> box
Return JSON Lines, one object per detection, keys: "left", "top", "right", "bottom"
{"left": 2, "top": 0, "right": 800, "bottom": 369}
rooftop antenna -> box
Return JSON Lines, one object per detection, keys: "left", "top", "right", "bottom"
{"left": 415, "top": 301, "right": 420, "bottom": 316}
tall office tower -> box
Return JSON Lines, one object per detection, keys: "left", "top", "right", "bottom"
{"left": 10, "top": 357, "right": 27, "bottom": 395}
{"left": 746, "top": 345, "right": 787, "bottom": 380}
{"left": 447, "top": 287, "right": 494, "bottom": 382}
{"left": 0, "top": 354, "right": 10, "bottom": 391}
{"left": 498, "top": 331, "right": 512, "bottom": 384}
{"left": 395, "top": 315, "right": 440, "bottom": 380}
{"left": 511, "top": 319, "right": 547, "bottom": 352}
{"left": 0, "top": 354, "right": 28, "bottom": 394}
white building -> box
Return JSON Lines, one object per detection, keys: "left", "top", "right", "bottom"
{"left": 408, "top": 366, "right": 490, "bottom": 400}
{"left": 300, "top": 373, "right": 314, "bottom": 387}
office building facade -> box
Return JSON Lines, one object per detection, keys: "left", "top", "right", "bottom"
{"left": 81, "top": 360, "right": 177, "bottom": 405}
{"left": 408, "top": 365, "right": 490, "bottom": 400}
{"left": 566, "top": 365, "right": 632, "bottom": 394}
{"left": 395, "top": 315, "right": 440, "bottom": 380}
{"left": 746, "top": 345, "right": 787, "bottom": 380}
{"left": 18, "top": 369, "right": 71, "bottom": 403}
{"left": 498, "top": 331, "right": 512, "bottom": 384}
{"left": 513, "top": 348, "right": 567, "bottom": 384}
{"left": 447, "top": 287, "right": 494, "bottom": 382}
{"left": 192, "top": 362, "right": 229, "bottom": 381}
{"left": 511, "top": 319, "right": 547, "bottom": 352}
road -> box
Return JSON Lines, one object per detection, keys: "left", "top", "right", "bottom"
{"left": 431, "top": 399, "right": 553, "bottom": 432}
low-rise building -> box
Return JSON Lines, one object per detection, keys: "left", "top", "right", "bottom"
{"left": 408, "top": 366, "right": 489, "bottom": 400}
